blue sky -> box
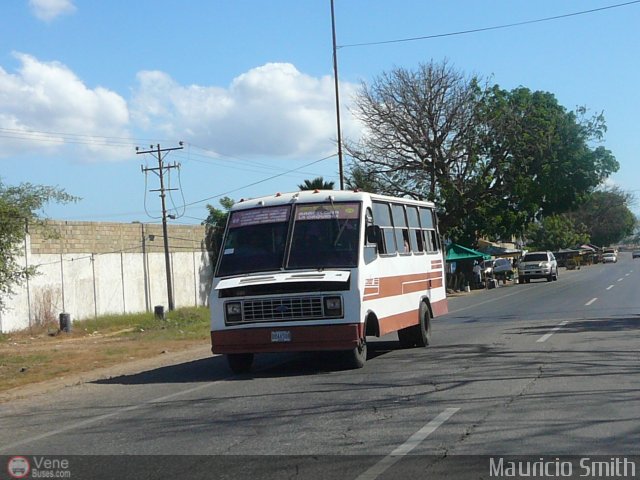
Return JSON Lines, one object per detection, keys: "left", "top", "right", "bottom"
{"left": 1, "top": 0, "right": 639, "bottom": 224}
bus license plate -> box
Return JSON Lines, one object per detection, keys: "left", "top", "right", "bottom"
{"left": 271, "top": 331, "right": 291, "bottom": 343}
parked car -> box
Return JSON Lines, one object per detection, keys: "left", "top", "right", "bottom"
{"left": 482, "top": 258, "right": 513, "bottom": 276}
{"left": 518, "top": 251, "right": 558, "bottom": 283}
{"left": 602, "top": 252, "right": 617, "bottom": 263}
{"left": 632, "top": 251, "right": 640, "bottom": 259}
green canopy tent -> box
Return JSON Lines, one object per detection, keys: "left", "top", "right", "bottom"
{"left": 445, "top": 243, "right": 491, "bottom": 291}
{"left": 445, "top": 243, "right": 491, "bottom": 262}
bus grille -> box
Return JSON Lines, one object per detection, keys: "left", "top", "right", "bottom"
{"left": 241, "top": 296, "right": 324, "bottom": 323}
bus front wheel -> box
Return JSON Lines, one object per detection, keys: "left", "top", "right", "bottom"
{"left": 227, "top": 353, "right": 254, "bottom": 374}
{"left": 344, "top": 335, "right": 367, "bottom": 369}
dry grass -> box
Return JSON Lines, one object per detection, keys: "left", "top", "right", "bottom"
{"left": 0, "top": 307, "right": 210, "bottom": 394}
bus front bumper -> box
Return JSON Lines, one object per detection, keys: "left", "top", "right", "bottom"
{"left": 211, "top": 323, "right": 363, "bottom": 354}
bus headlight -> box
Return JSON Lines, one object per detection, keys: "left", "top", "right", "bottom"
{"left": 225, "top": 302, "right": 242, "bottom": 323}
{"left": 324, "top": 296, "right": 343, "bottom": 316}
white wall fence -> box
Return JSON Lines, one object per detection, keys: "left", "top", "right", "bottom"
{"left": 0, "top": 233, "right": 212, "bottom": 333}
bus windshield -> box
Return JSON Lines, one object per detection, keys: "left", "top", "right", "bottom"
{"left": 287, "top": 202, "right": 360, "bottom": 269}
{"left": 216, "top": 202, "right": 361, "bottom": 277}
{"left": 216, "top": 205, "right": 290, "bottom": 277}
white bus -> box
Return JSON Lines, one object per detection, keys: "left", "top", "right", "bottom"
{"left": 209, "top": 190, "right": 448, "bottom": 373}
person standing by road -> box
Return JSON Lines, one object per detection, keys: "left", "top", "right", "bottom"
{"left": 473, "top": 261, "right": 482, "bottom": 289}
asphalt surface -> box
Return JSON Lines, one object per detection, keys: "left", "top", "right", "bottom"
{"left": 1, "top": 253, "right": 638, "bottom": 479}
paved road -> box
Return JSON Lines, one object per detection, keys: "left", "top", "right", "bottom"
{"left": 1, "top": 253, "right": 638, "bottom": 478}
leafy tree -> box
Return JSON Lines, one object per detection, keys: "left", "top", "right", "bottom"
{"left": 346, "top": 60, "right": 482, "bottom": 206}
{"left": 628, "top": 220, "right": 640, "bottom": 245}
{"left": 525, "top": 214, "right": 589, "bottom": 251}
{"left": 297, "top": 177, "right": 335, "bottom": 190}
{"left": 203, "top": 196, "right": 234, "bottom": 267}
{"left": 477, "top": 88, "right": 618, "bottom": 237}
{"left": 346, "top": 60, "right": 619, "bottom": 245}
{"left": 568, "top": 187, "right": 636, "bottom": 246}
{"left": 345, "top": 164, "right": 382, "bottom": 193}
{"left": 0, "top": 180, "right": 77, "bottom": 311}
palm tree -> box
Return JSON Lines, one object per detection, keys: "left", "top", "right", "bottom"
{"left": 297, "top": 177, "right": 335, "bottom": 191}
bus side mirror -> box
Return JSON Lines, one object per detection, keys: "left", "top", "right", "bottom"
{"left": 366, "top": 225, "right": 381, "bottom": 245}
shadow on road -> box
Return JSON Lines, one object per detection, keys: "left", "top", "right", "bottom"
{"left": 92, "top": 340, "right": 401, "bottom": 385}
{"left": 517, "top": 316, "right": 640, "bottom": 336}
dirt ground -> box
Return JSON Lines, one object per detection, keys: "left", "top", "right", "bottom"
{"left": 0, "top": 327, "right": 213, "bottom": 404}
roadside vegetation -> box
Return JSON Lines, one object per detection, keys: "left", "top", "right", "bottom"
{"left": 0, "top": 180, "right": 78, "bottom": 311}
{"left": 344, "top": 59, "right": 636, "bottom": 248}
{"left": 0, "top": 307, "right": 210, "bottom": 394}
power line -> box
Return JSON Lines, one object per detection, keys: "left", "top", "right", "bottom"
{"left": 179, "top": 153, "right": 338, "bottom": 210}
{"left": 339, "top": 0, "right": 640, "bottom": 48}
{"left": 177, "top": 145, "right": 326, "bottom": 178}
{"left": 0, "top": 127, "right": 162, "bottom": 148}
{"left": 15, "top": 152, "right": 340, "bottom": 223}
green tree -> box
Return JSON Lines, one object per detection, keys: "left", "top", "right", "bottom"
{"left": 477, "top": 88, "right": 618, "bottom": 236}
{"left": 525, "top": 214, "right": 590, "bottom": 251}
{"left": 297, "top": 177, "right": 335, "bottom": 190}
{"left": 0, "top": 180, "right": 77, "bottom": 310}
{"left": 203, "top": 196, "right": 234, "bottom": 268}
{"left": 345, "top": 164, "right": 382, "bottom": 193}
{"left": 569, "top": 188, "right": 636, "bottom": 246}
{"left": 346, "top": 60, "right": 619, "bottom": 245}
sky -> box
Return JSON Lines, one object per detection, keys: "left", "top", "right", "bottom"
{"left": 1, "top": 0, "right": 639, "bottom": 225}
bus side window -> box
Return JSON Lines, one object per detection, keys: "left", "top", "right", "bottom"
{"left": 372, "top": 201, "right": 396, "bottom": 254}
{"left": 419, "top": 207, "right": 434, "bottom": 229}
{"left": 391, "top": 204, "right": 410, "bottom": 254}
{"left": 423, "top": 229, "right": 438, "bottom": 253}
{"left": 419, "top": 207, "right": 438, "bottom": 253}
{"left": 406, "top": 206, "right": 423, "bottom": 252}
{"left": 422, "top": 229, "right": 433, "bottom": 252}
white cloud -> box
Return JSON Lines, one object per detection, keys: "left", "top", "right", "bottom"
{"left": 131, "top": 62, "right": 361, "bottom": 158}
{"left": 0, "top": 57, "right": 361, "bottom": 163}
{"left": 0, "top": 53, "right": 131, "bottom": 160}
{"left": 28, "top": 0, "right": 76, "bottom": 22}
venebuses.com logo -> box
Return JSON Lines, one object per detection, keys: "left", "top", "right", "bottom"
{"left": 7, "top": 456, "right": 30, "bottom": 479}
{"left": 6, "top": 456, "right": 72, "bottom": 479}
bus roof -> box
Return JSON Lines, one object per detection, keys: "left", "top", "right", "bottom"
{"left": 230, "top": 190, "right": 436, "bottom": 211}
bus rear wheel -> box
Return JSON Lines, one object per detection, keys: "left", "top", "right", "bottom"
{"left": 227, "top": 353, "right": 254, "bottom": 374}
{"left": 398, "top": 302, "right": 431, "bottom": 348}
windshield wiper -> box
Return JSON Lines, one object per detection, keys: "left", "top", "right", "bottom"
{"left": 328, "top": 196, "right": 348, "bottom": 247}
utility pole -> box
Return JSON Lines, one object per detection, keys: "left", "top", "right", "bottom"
{"left": 331, "top": 0, "right": 345, "bottom": 190}
{"left": 137, "top": 143, "right": 183, "bottom": 311}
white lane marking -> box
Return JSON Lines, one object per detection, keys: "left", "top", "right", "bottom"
{"left": 625, "top": 273, "right": 630, "bottom": 277}
{"left": 617, "top": 278, "right": 624, "bottom": 282}
{"left": 537, "top": 320, "right": 569, "bottom": 343}
{"left": 355, "top": 408, "right": 459, "bottom": 480}
{"left": 585, "top": 297, "right": 598, "bottom": 306}
{"left": 606, "top": 285, "right": 614, "bottom": 291}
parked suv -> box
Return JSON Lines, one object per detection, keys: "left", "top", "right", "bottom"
{"left": 518, "top": 251, "right": 558, "bottom": 283}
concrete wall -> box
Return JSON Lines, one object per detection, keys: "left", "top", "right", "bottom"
{"left": 0, "top": 221, "right": 213, "bottom": 333}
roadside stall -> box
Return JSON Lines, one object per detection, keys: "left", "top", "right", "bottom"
{"left": 445, "top": 243, "right": 491, "bottom": 291}
{"left": 554, "top": 248, "right": 582, "bottom": 269}
{"left": 579, "top": 244, "right": 598, "bottom": 266}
